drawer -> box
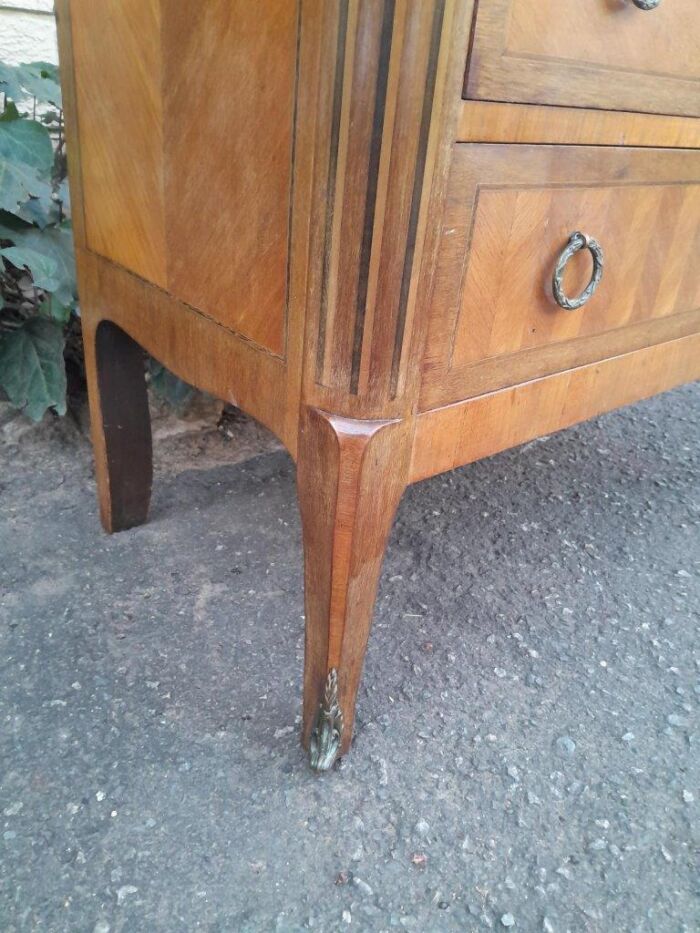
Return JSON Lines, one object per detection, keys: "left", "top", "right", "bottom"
{"left": 465, "top": 0, "right": 700, "bottom": 118}
{"left": 420, "top": 145, "right": 700, "bottom": 410}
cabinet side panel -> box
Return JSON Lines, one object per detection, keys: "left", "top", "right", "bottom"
{"left": 69, "top": 0, "right": 167, "bottom": 285}
{"left": 162, "top": 0, "right": 299, "bottom": 357}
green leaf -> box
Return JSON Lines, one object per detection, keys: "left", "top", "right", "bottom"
{"left": 7, "top": 223, "right": 77, "bottom": 308}
{"left": 24, "top": 62, "right": 60, "bottom": 86}
{"left": 1, "top": 101, "right": 21, "bottom": 123}
{"left": 16, "top": 194, "right": 53, "bottom": 228}
{"left": 0, "top": 63, "right": 25, "bottom": 104}
{"left": 2, "top": 245, "right": 60, "bottom": 293}
{"left": 0, "top": 118, "right": 53, "bottom": 212}
{"left": 0, "top": 118, "right": 53, "bottom": 172}
{"left": 0, "top": 208, "right": 33, "bottom": 241}
{"left": 40, "top": 296, "right": 73, "bottom": 325}
{"left": 14, "top": 62, "right": 62, "bottom": 107}
{"left": 148, "top": 360, "right": 195, "bottom": 410}
{"left": 0, "top": 316, "right": 67, "bottom": 420}
{"left": 0, "top": 62, "right": 62, "bottom": 108}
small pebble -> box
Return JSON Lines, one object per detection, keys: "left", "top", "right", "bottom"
{"left": 350, "top": 845, "right": 363, "bottom": 862}
{"left": 555, "top": 736, "right": 576, "bottom": 757}
{"left": 353, "top": 877, "right": 373, "bottom": 897}
{"left": 273, "top": 726, "right": 294, "bottom": 739}
{"left": 501, "top": 913, "right": 515, "bottom": 928}
{"left": 682, "top": 790, "right": 693, "bottom": 803}
{"left": 414, "top": 819, "right": 430, "bottom": 838}
{"left": 116, "top": 885, "right": 138, "bottom": 906}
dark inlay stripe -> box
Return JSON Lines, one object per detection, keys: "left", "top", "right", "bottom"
{"left": 349, "top": 0, "right": 396, "bottom": 395}
{"left": 390, "top": 0, "right": 446, "bottom": 397}
{"left": 316, "top": 0, "right": 350, "bottom": 382}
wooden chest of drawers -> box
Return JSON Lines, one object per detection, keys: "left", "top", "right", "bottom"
{"left": 57, "top": 0, "right": 700, "bottom": 770}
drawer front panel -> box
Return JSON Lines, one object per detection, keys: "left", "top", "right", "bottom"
{"left": 466, "top": 0, "right": 700, "bottom": 118}
{"left": 421, "top": 145, "right": 700, "bottom": 410}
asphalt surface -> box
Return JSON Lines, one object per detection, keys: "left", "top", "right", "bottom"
{"left": 1, "top": 384, "right": 698, "bottom": 932}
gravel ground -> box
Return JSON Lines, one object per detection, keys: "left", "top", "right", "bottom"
{"left": 0, "top": 384, "right": 698, "bottom": 933}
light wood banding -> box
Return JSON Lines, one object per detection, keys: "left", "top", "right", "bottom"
{"left": 457, "top": 101, "right": 700, "bottom": 149}
{"left": 411, "top": 334, "right": 700, "bottom": 483}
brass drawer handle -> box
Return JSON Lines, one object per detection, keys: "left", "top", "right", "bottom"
{"left": 552, "top": 232, "right": 604, "bottom": 311}
{"left": 632, "top": 0, "right": 661, "bottom": 9}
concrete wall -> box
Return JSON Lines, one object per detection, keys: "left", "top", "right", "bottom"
{"left": 0, "top": 1, "right": 58, "bottom": 66}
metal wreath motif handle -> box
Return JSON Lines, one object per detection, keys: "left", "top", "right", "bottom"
{"left": 552, "top": 232, "right": 604, "bottom": 312}
{"left": 632, "top": 0, "right": 661, "bottom": 10}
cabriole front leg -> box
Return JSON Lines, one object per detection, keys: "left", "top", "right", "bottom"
{"left": 297, "top": 407, "right": 411, "bottom": 772}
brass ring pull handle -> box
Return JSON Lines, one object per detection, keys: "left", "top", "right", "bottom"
{"left": 632, "top": 0, "right": 661, "bottom": 10}
{"left": 552, "top": 232, "right": 604, "bottom": 311}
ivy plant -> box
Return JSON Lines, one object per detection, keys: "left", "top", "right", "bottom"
{"left": 0, "top": 61, "right": 77, "bottom": 420}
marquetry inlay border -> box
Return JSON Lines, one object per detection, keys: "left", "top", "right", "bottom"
{"left": 314, "top": 0, "right": 447, "bottom": 401}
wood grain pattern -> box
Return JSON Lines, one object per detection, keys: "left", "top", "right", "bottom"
{"left": 411, "top": 333, "right": 700, "bottom": 483}
{"left": 466, "top": 0, "right": 700, "bottom": 118}
{"left": 457, "top": 101, "right": 700, "bottom": 149}
{"left": 162, "top": 0, "right": 299, "bottom": 355}
{"left": 422, "top": 144, "right": 700, "bottom": 409}
{"left": 69, "top": 0, "right": 167, "bottom": 284}
{"left": 297, "top": 407, "right": 411, "bottom": 753}
{"left": 75, "top": 248, "right": 294, "bottom": 453}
